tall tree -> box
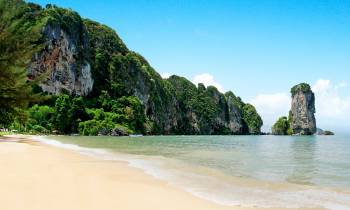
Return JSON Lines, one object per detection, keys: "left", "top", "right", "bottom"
{"left": 0, "top": 0, "right": 42, "bottom": 127}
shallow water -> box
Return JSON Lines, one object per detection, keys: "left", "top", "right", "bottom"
{"left": 39, "top": 135, "right": 350, "bottom": 209}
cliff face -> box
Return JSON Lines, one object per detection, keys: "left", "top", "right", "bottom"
{"left": 5, "top": 1, "right": 263, "bottom": 135}
{"left": 226, "top": 93, "right": 244, "bottom": 132}
{"left": 290, "top": 83, "right": 316, "bottom": 135}
{"left": 28, "top": 8, "right": 93, "bottom": 96}
{"left": 167, "top": 79, "right": 245, "bottom": 134}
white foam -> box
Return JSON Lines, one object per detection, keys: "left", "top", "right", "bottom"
{"left": 31, "top": 136, "right": 131, "bottom": 162}
{"left": 32, "top": 136, "right": 350, "bottom": 210}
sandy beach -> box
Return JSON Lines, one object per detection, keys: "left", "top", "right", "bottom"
{"left": 0, "top": 135, "right": 322, "bottom": 210}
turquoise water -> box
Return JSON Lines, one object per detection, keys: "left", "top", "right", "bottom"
{"left": 40, "top": 135, "right": 350, "bottom": 209}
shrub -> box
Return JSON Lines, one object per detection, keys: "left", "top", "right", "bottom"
{"left": 78, "top": 108, "right": 133, "bottom": 136}
{"left": 27, "top": 105, "right": 54, "bottom": 129}
{"left": 32, "top": 124, "right": 48, "bottom": 133}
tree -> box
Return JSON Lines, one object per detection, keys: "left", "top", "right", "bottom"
{"left": 0, "top": 0, "right": 42, "bottom": 127}
{"left": 113, "top": 96, "right": 146, "bottom": 133}
{"left": 27, "top": 105, "right": 54, "bottom": 128}
{"left": 69, "top": 97, "right": 88, "bottom": 132}
{"left": 0, "top": 28, "right": 33, "bottom": 126}
{"left": 52, "top": 94, "right": 88, "bottom": 133}
{"left": 53, "top": 95, "right": 72, "bottom": 133}
{"left": 78, "top": 108, "right": 132, "bottom": 136}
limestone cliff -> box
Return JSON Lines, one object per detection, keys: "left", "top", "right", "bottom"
{"left": 3, "top": 0, "right": 263, "bottom": 135}
{"left": 290, "top": 83, "right": 316, "bottom": 135}
{"left": 167, "top": 78, "right": 245, "bottom": 134}
{"left": 28, "top": 6, "right": 93, "bottom": 96}
{"left": 224, "top": 92, "right": 244, "bottom": 133}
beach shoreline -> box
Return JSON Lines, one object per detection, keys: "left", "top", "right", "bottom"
{"left": 0, "top": 135, "right": 326, "bottom": 210}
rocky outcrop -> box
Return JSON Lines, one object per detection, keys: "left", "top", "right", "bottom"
{"left": 225, "top": 92, "right": 244, "bottom": 133}
{"left": 290, "top": 83, "right": 316, "bottom": 135}
{"left": 98, "top": 126, "right": 130, "bottom": 136}
{"left": 166, "top": 76, "right": 249, "bottom": 134}
{"left": 28, "top": 20, "right": 93, "bottom": 96}
{"left": 316, "top": 128, "right": 334, "bottom": 135}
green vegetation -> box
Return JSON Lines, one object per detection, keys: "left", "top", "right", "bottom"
{"left": 52, "top": 95, "right": 88, "bottom": 134}
{"left": 272, "top": 116, "right": 292, "bottom": 135}
{"left": 0, "top": 0, "right": 43, "bottom": 128}
{"left": 167, "top": 77, "right": 263, "bottom": 134}
{"left": 78, "top": 108, "right": 132, "bottom": 136}
{"left": 0, "top": 131, "right": 11, "bottom": 136}
{"left": 0, "top": 0, "right": 264, "bottom": 135}
{"left": 84, "top": 19, "right": 128, "bottom": 96}
{"left": 241, "top": 104, "right": 263, "bottom": 134}
{"left": 291, "top": 83, "right": 312, "bottom": 97}
{"left": 44, "top": 4, "right": 84, "bottom": 37}
{"left": 26, "top": 105, "right": 54, "bottom": 132}
{"left": 0, "top": 1, "right": 147, "bottom": 135}
{"left": 224, "top": 92, "right": 263, "bottom": 134}
{"left": 7, "top": 93, "right": 146, "bottom": 135}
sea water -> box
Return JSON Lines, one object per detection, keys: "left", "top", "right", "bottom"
{"left": 37, "top": 135, "right": 350, "bottom": 209}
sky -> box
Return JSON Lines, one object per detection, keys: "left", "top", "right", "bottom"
{"left": 29, "top": 0, "right": 350, "bottom": 133}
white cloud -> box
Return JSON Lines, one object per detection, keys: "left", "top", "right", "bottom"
{"left": 250, "top": 93, "right": 291, "bottom": 132}
{"left": 192, "top": 73, "right": 224, "bottom": 92}
{"left": 335, "top": 82, "right": 347, "bottom": 90}
{"left": 250, "top": 79, "right": 350, "bottom": 133}
{"left": 312, "top": 79, "right": 350, "bottom": 130}
{"left": 312, "top": 79, "right": 330, "bottom": 93}
{"left": 160, "top": 72, "right": 172, "bottom": 79}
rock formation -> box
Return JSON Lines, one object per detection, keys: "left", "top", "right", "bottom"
{"left": 290, "top": 83, "right": 316, "bottom": 135}
{"left": 2, "top": 1, "right": 264, "bottom": 135}
{"left": 225, "top": 92, "right": 244, "bottom": 133}
{"left": 316, "top": 128, "right": 335, "bottom": 135}
{"left": 28, "top": 13, "right": 93, "bottom": 96}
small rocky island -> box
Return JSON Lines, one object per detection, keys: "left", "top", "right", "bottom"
{"left": 272, "top": 83, "right": 334, "bottom": 136}
{"left": 290, "top": 83, "right": 316, "bottom": 135}
{"left": 316, "top": 128, "right": 335, "bottom": 135}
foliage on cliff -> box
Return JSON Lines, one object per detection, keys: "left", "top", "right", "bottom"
{"left": 272, "top": 116, "right": 292, "bottom": 135}
{"left": 1, "top": 0, "right": 263, "bottom": 135}
{"left": 291, "top": 83, "right": 312, "bottom": 97}
{"left": 241, "top": 104, "right": 263, "bottom": 134}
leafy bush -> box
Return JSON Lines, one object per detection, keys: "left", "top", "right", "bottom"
{"left": 32, "top": 124, "right": 48, "bottom": 133}
{"left": 78, "top": 108, "right": 132, "bottom": 136}
{"left": 27, "top": 105, "right": 54, "bottom": 130}
{"left": 52, "top": 94, "right": 88, "bottom": 134}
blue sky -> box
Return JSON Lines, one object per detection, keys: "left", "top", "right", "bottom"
{"left": 29, "top": 0, "right": 350, "bottom": 133}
